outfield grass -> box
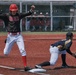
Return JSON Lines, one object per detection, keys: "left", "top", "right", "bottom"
{"left": 0, "top": 31, "right": 75, "bottom": 36}
{"left": 23, "top": 31, "right": 67, "bottom": 35}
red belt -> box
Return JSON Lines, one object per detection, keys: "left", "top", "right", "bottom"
{"left": 8, "top": 32, "right": 20, "bottom": 35}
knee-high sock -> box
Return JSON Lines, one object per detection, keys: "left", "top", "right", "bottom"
{"left": 61, "top": 54, "right": 67, "bottom": 65}
{"left": 22, "top": 56, "right": 27, "bottom": 67}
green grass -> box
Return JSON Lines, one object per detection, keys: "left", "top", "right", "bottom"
{"left": 0, "top": 31, "right": 75, "bottom": 36}
{"left": 23, "top": 31, "right": 67, "bottom": 35}
{"left": 0, "top": 32, "right": 7, "bottom": 36}
{"left": 22, "top": 31, "right": 76, "bottom": 35}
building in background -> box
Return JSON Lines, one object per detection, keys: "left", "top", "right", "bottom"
{"left": 0, "top": 0, "right": 76, "bottom": 31}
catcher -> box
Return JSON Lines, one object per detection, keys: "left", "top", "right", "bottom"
{"left": 35, "top": 32, "right": 76, "bottom": 69}
{"left": 0, "top": 4, "right": 35, "bottom": 71}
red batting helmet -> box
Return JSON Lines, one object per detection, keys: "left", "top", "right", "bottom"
{"left": 9, "top": 4, "right": 18, "bottom": 12}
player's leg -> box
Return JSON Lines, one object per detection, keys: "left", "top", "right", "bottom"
{"left": 16, "top": 35, "right": 27, "bottom": 66}
{"left": 49, "top": 47, "right": 59, "bottom": 66}
{"left": 16, "top": 35, "right": 31, "bottom": 71}
{"left": 35, "top": 46, "right": 59, "bottom": 68}
{"left": 60, "top": 50, "right": 69, "bottom": 67}
{"left": 4, "top": 35, "right": 15, "bottom": 56}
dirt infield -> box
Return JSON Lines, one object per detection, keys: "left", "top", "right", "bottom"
{"left": 0, "top": 34, "right": 76, "bottom": 75}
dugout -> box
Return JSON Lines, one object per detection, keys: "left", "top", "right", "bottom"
{"left": 0, "top": 0, "right": 76, "bottom": 32}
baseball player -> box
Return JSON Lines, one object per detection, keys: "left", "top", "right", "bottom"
{"left": 0, "top": 4, "right": 35, "bottom": 71}
{"left": 35, "top": 32, "right": 76, "bottom": 69}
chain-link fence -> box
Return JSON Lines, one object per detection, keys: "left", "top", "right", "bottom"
{"left": 0, "top": 1, "right": 76, "bottom": 32}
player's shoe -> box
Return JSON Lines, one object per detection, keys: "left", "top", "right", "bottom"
{"left": 24, "top": 66, "right": 32, "bottom": 71}
{"left": 61, "top": 64, "right": 69, "bottom": 68}
{"left": 35, "top": 65, "right": 42, "bottom": 69}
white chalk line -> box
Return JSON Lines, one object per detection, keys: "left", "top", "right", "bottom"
{"left": 0, "top": 65, "right": 16, "bottom": 70}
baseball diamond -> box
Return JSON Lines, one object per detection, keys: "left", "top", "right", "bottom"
{"left": 0, "top": 0, "right": 76, "bottom": 75}
{"left": 0, "top": 33, "right": 76, "bottom": 75}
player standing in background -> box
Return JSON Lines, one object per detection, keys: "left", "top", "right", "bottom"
{"left": 0, "top": 4, "right": 35, "bottom": 71}
{"left": 35, "top": 32, "right": 76, "bottom": 69}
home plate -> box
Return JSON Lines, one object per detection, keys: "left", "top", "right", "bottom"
{"left": 28, "top": 68, "right": 46, "bottom": 73}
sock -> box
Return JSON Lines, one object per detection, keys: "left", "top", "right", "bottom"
{"left": 61, "top": 54, "right": 67, "bottom": 65}
{"left": 22, "top": 56, "right": 27, "bottom": 67}
{"left": 39, "top": 61, "right": 50, "bottom": 67}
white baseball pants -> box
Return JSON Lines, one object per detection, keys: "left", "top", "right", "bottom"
{"left": 4, "top": 33, "right": 26, "bottom": 56}
{"left": 49, "top": 46, "right": 66, "bottom": 66}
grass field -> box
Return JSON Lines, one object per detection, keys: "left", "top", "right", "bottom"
{"left": 0, "top": 31, "right": 76, "bottom": 35}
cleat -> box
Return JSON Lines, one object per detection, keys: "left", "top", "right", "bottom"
{"left": 61, "top": 64, "right": 69, "bottom": 68}
{"left": 24, "top": 66, "right": 32, "bottom": 71}
{"left": 35, "top": 65, "right": 42, "bottom": 69}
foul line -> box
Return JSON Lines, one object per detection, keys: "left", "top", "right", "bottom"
{"left": 0, "top": 65, "right": 16, "bottom": 70}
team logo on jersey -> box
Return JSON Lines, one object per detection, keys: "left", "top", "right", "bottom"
{"left": 9, "top": 16, "right": 19, "bottom": 21}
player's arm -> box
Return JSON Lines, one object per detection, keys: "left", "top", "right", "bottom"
{"left": 0, "top": 14, "right": 7, "bottom": 20}
{"left": 66, "top": 49, "right": 76, "bottom": 58}
{"left": 66, "top": 42, "right": 76, "bottom": 58}
{"left": 66, "top": 49, "right": 73, "bottom": 55}
{"left": 0, "top": 14, "right": 5, "bottom": 19}
{"left": 20, "top": 5, "right": 35, "bottom": 19}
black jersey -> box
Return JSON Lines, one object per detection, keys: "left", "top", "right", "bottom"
{"left": 51, "top": 39, "right": 72, "bottom": 50}
{"left": 0, "top": 11, "right": 32, "bottom": 33}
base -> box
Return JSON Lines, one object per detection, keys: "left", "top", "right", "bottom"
{"left": 28, "top": 68, "right": 46, "bottom": 73}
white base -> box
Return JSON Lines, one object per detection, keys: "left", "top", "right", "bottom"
{"left": 28, "top": 68, "right": 46, "bottom": 73}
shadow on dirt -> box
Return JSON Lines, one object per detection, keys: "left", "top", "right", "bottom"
{"left": 47, "top": 66, "right": 76, "bottom": 70}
